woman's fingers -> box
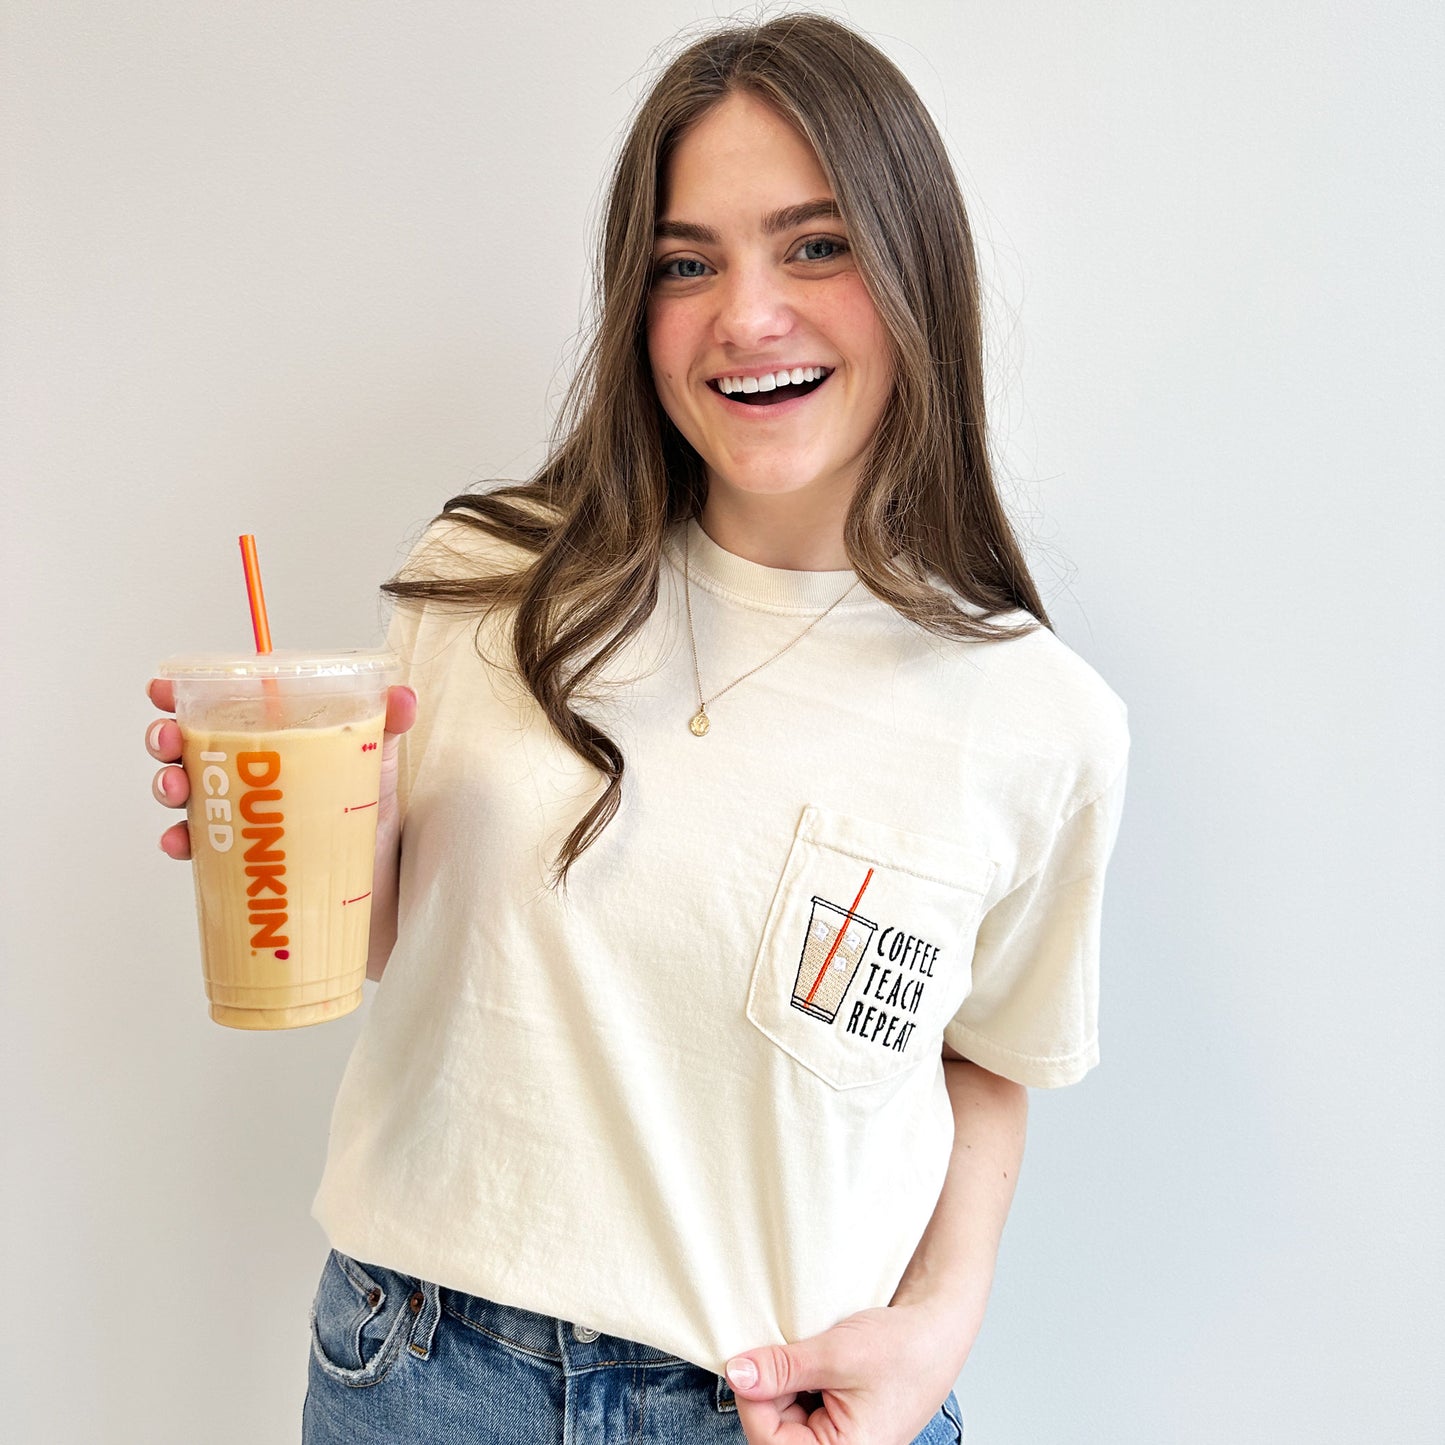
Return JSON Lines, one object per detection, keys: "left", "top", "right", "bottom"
{"left": 384, "top": 684, "right": 417, "bottom": 737}
{"left": 147, "top": 678, "right": 188, "bottom": 857}
{"left": 147, "top": 716, "right": 189, "bottom": 837}
{"left": 145, "top": 716, "right": 184, "bottom": 763}
{"left": 152, "top": 763, "right": 189, "bottom": 808}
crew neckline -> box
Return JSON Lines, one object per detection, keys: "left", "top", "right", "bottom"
{"left": 662, "top": 518, "right": 889, "bottom": 614}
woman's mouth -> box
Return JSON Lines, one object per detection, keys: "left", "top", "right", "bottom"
{"left": 707, "top": 367, "right": 834, "bottom": 407}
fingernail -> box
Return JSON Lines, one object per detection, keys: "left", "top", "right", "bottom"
{"left": 146, "top": 719, "right": 166, "bottom": 752}
{"left": 726, "top": 1358, "right": 757, "bottom": 1390}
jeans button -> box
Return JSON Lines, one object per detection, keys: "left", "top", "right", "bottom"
{"left": 409, "top": 1291, "right": 424, "bottom": 1314}
{"left": 572, "top": 1324, "right": 600, "bottom": 1342}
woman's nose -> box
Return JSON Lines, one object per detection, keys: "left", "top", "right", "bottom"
{"left": 711, "top": 260, "right": 793, "bottom": 348}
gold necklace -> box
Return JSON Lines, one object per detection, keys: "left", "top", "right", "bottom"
{"left": 679, "top": 526, "right": 859, "bottom": 736}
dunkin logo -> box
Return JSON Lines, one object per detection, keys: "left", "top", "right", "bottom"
{"left": 199, "top": 749, "right": 289, "bottom": 951}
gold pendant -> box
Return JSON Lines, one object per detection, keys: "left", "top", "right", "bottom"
{"left": 689, "top": 708, "right": 710, "bottom": 737}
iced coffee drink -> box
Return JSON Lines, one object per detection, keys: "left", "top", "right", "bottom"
{"left": 159, "top": 650, "right": 396, "bottom": 1030}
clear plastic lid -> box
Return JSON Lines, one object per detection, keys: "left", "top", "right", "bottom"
{"left": 158, "top": 648, "right": 398, "bottom": 681}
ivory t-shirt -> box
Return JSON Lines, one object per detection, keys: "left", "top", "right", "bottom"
{"left": 310, "top": 514, "right": 1130, "bottom": 1373}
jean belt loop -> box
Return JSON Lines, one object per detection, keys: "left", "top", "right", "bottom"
{"left": 405, "top": 1279, "right": 443, "bottom": 1360}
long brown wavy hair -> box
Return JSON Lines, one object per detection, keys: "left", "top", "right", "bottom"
{"left": 385, "top": 10, "right": 1049, "bottom": 888}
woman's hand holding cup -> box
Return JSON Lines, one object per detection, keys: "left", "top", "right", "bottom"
{"left": 148, "top": 666, "right": 417, "bottom": 1023}
{"left": 145, "top": 678, "right": 417, "bottom": 860}
{"left": 145, "top": 678, "right": 193, "bottom": 858}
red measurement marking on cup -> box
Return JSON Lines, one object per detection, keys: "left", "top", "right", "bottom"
{"left": 361, "top": 742, "right": 377, "bottom": 751}
{"left": 804, "top": 868, "right": 875, "bottom": 1009}
{"left": 344, "top": 800, "right": 378, "bottom": 813}
{"left": 276, "top": 949, "right": 290, "bottom": 959}
{"left": 342, "top": 891, "right": 372, "bottom": 906}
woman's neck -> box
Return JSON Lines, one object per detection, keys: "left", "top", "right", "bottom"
{"left": 699, "top": 490, "right": 852, "bottom": 571}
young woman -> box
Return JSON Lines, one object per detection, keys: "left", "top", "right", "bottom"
{"left": 147, "top": 14, "right": 1129, "bottom": 1444}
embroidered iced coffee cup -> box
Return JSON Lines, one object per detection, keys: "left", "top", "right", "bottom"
{"left": 791, "top": 895, "right": 879, "bottom": 1024}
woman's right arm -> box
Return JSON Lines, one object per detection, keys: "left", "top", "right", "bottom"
{"left": 145, "top": 678, "right": 417, "bottom": 984}
{"left": 362, "top": 685, "right": 416, "bottom": 982}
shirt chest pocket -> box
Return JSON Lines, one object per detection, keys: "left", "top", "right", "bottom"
{"left": 746, "top": 805, "right": 998, "bottom": 1091}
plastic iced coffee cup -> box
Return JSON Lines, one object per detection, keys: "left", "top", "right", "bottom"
{"left": 158, "top": 649, "right": 398, "bottom": 1030}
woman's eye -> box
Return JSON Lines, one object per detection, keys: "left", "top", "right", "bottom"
{"left": 654, "top": 256, "right": 710, "bottom": 281}
{"left": 651, "top": 236, "right": 848, "bottom": 283}
{"left": 796, "top": 235, "right": 848, "bottom": 262}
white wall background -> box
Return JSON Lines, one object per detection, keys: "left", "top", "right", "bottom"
{"left": 3, "top": 1, "right": 1440, "bottom": 1440}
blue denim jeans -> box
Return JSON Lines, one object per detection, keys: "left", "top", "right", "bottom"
{"left": 303, "top": 1249, "right": 967, "bottom": 1443}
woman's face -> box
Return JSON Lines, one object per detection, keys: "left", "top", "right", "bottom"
{"left": 645, "top": 91, "right": 895, "bottom": 518}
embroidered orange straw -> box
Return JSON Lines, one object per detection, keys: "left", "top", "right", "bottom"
{"left": 804, "top": 867, "right": 874, "bottom": 1008}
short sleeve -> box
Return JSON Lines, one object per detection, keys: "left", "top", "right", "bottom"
{"left": 944, "top": 758, "right": 1130, "bottom": 1088}
{"left": 383, "top": 511, "right": 528, "bottom": 822}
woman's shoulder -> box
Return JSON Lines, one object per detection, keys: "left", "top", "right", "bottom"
{"left": 390, "top": 489, "right": 561, "bottom": 588}
{"left": 956, "top": 606, "right": 1130, "bottom": 795}
{"left": 392, "top": 512, "right": 510, "bottom": 583}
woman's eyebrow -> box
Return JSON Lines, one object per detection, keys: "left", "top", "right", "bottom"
{"left": 653, "top": 198, "right": 842, "bottom": 245}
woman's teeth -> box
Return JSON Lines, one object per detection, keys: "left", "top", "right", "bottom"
{"left": 716, "top": 366, "right": 830, "bottom": 396}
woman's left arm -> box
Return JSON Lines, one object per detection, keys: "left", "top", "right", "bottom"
{"left": 889, "top": 1049, "right": 1028, "bottom": 1334}
{"left": 726, "top": 1052, "right": 1028, "bottom": 1445}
